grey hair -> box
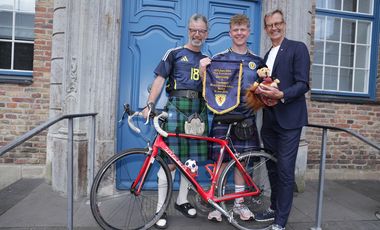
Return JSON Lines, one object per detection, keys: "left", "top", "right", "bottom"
{"left": 188, "top": 13, "right": 209, "bottom": 30}
{"left": 263, "top": 9, "right": 285, "bottom": 27}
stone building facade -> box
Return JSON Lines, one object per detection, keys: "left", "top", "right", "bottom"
{"left": 0, "top": 0, "right": 379, "bottom": 194}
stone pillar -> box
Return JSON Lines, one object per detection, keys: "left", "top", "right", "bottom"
{"left": 50, "top": 129, "right": 88, "bottom": 198}
{"left": 295, "top": 128, "right": 308, "bottom": 192}
{"left": 46, "top": 0, "right": 67, "bottom": 186}
{"left": 48, "top": 0, "right": 121, "bottom": 197}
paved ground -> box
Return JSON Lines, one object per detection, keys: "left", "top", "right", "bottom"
{"left": 0, "top": 178, "right": 379, "bottom": 230}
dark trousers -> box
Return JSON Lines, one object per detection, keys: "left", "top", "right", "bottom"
{"left": 261, "top": 110, "right": 302, "bottom": 227}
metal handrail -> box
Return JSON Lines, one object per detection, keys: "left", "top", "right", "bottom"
{"left": 307, "top": 123, "right": 380, "bottom": 230}
{"left": 307, "top": 123, "right": 380, "bottom": 151}
{"left": 0, "top": 113, "right": 96, "bottom": 155}
{"left": 0, "top": 113, "right": 97, "bottom": 230}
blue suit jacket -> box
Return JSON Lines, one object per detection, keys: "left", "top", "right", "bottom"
{"left": 263, "top": 38, "right": 310, "bottom": 130}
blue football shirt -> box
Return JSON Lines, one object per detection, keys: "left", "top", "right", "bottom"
{"left": 212, "top": 49, "right": 265, "bottom": 116}
{"left": 154, "top": 46, "right": 207, "bottom": 93}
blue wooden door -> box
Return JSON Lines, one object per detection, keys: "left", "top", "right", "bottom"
{"left": 118, "top": 0, "right": 262, "bottom": 188}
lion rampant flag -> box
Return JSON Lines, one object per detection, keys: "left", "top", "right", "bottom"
{"left": 202, "top": 60, "right": 242, "bottom": 114}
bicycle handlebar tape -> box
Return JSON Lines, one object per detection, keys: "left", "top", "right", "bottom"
{"left": 127, "top": 111, "right": 141, "bottom": 134}
{"left": 154, "top": 112, "right": 168, "bottom": 137}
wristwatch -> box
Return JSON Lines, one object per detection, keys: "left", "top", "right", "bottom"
{"left": 147, "top": 102, "right": 155, "bottom": 110}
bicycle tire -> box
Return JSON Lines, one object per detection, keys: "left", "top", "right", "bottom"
{"left": 90, "top": 148, "right": 173, "bottom": 230}
{"left": 217, "top": 150, "right": 276, "bottom": 230}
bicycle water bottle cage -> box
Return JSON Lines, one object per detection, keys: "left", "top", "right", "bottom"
{"left": 205, "top": 163, "right": 216, "bottom": 178}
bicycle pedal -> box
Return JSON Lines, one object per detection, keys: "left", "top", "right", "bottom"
{"left": 226, "top": 210, "right": 235, "bottom": 222}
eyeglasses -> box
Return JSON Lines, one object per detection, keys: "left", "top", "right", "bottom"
{"left": 265, "top": 21, "right": 284, "bottom": 29}
{"left": 188, "top": 28, "right": 207, "bottom": 35}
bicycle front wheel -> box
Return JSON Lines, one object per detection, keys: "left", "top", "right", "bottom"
{"left": 90, "top": 148, "right": 173, "bottom": 230}
{"left": 217, "top": 150, "right": 276, "bottom": 230}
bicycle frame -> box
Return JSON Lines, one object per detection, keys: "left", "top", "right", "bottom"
{"left": 130, "top": 131, "right": 262, "bottom": 205}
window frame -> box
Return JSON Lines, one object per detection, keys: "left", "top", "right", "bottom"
{"left": 311, "top": 0, "right": 379, "bottom": 102}
{"left": 0, "top": 1, "right": 35, "bottom": 85}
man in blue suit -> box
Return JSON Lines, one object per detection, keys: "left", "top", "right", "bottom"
{"left": 254, "top": 9, "right": 310, "bottom": 230}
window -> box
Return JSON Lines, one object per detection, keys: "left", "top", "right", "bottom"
{"left": 312, "top": 0, "right": 379, "bottom": 101}
{"left": 0, "top": 0, "right": 35, "bottom": 84}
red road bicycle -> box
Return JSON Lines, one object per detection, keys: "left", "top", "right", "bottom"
{"left": 90, "top": 105, "right": 276, "bottom": 230}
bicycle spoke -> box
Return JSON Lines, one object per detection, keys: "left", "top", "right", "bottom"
{"left": 90, "top": 149, "right": 172, "bottom": 230}
{"left": 217, "top": 150, "right": 276, "bottom": 230}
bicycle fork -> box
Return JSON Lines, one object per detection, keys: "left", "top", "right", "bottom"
{"left": 130, "top": 148, "right": 156, "bottom": 195}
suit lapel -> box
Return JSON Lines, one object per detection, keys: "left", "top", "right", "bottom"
{"left": 264, "top": 50, "right": 270, "bottom": 62}
{"left": 272, "top": 38, "right": 289, "bottom": 74}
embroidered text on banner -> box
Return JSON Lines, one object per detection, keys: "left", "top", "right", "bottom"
{"left": 202, "top": 60, "right": 242, "bottom": 114}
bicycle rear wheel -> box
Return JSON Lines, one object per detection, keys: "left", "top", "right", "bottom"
{"left": 90, "top": 148, "right": 173, "bottom": 230}
{"left": 217, "top": 150, "right": 276, "bottom": 230}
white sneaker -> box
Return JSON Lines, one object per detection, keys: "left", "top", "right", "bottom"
{"left": 271, "top": 224, "right": 285, "bottom": 230}
{"left": 208, "top": 209, "right": 222, "bottom": 222}
{"left": 233, "top": 203, "right": 254, "bottom": 221}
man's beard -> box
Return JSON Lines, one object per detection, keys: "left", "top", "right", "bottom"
{"left": 191, "top": 38, "right": 204, "bottom": 47}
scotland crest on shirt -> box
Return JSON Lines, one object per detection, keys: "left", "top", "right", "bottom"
{"left": 203, "top": 60, "right": 242, "bottom": 114}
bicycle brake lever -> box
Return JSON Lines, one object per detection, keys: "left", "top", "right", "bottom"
{"left": 144, "top": 102, "right": 156, "bottom": 125}
{"left": 144, "top": 107, "right": 151, "bottom": 125}
{"left": 118, "top": 111, "right": 127, "bottom": 123}
{"left": 118, "top": 103, "right": 131, "bottom": 123}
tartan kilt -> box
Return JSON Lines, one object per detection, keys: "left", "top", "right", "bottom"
{"left": 163, "top": 97, "right": 208, "bottom": 162}
{"left": 209, "top": 117, "right": 260, "bottom": 162}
